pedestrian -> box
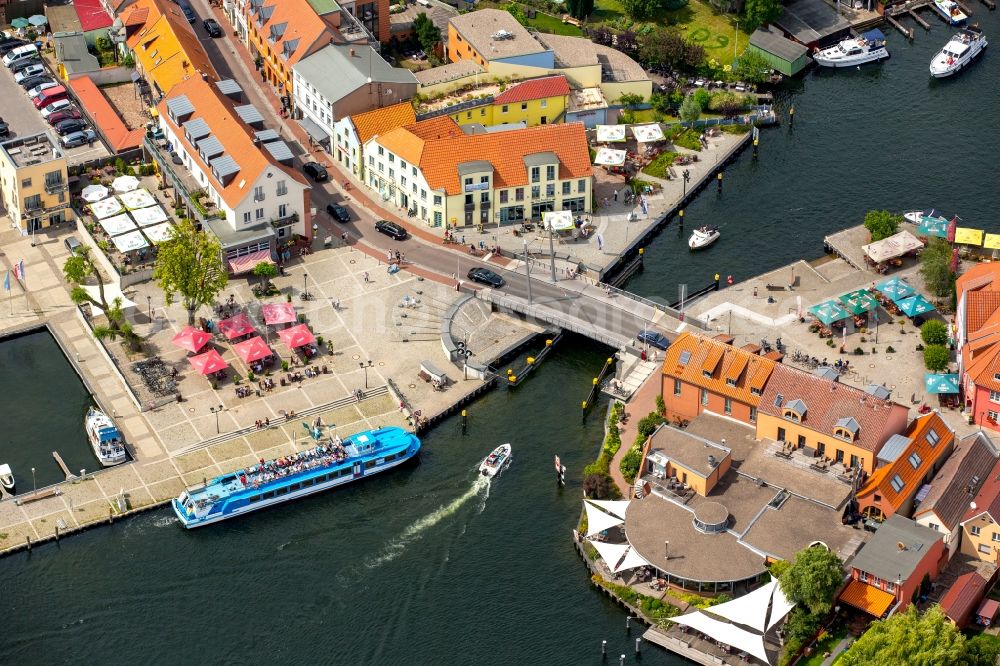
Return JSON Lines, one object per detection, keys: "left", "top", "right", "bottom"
{"left": 395, "top": 250, "right": 401, "bottom": 261}
{"left": 264, "top": 417, "right": 270, "bottom": 428}
{"left": 753, "top": 286, "right": 758, "bottom": 298}
{"left": 461, "top": 234, "right": 466, "bottom": 244}
{"left": 614, "top": 190, "right": 618, "bottom": 202}
{"left": 387, "top": 250, "right": 393, "bottom": 262}
{"left": 401, "top": 252, "right": 406, "bottom": 263}
{"left": 341, "top": 232, "right": 348, "bottom": 244}
{"left": 363, "top": 271, "right": 369, "bottom": 283}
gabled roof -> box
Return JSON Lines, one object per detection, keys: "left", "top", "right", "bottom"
{"left": 158, "top": 77, "right": 307, "bottom": 209}
{"left": 940, "top": 570, "right": 990, "bottom": 627}
{"left": 348, "top": 101, "right": 416, "bottom": 146}
{"left": 957, "top": 263, "right": 1000, "bottom": 296}
{"left": 856, "top": 412, "right": 955, "bottom": 511}
{"left": 851, "top": 514, "right": 941, "bottom": 582}
{"left": 74, "top": 0, "right": 114, "bottom": 32}
{"left": 125, "top": 0, "right": 217, "bottom": 94}
{"left": 962, "top": 456, "right": 1000, "bottom": 525}
{"left": 965, "top": 343, "right": 1000, "bottom": 394}
{"left": 965, "top": 291, "right": 1000, "bottom": 342}
{"left": 758, "top": 363, "right": 907, "bottom": 453}
{"left": 661, "top": 332, "right": 776, "bottom": 406}
{"left": 494, "top": 75, "right": 571, "bottom": 105}
{"left": 294, "top": 44, "right": 416, "bottom": 106}
{"left": 251, "top": 0, "right": 335, "bottom": 69}
{"left": 69, "top": 76, "right": 145, "bottom": 153}
{"left": 915, "top": 432, "right": 999, "bottom": 530}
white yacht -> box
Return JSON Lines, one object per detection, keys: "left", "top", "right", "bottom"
{"left": 930, "top": 27, "right": 987, "bottom": 78}
{"left": 0, "top": 463, "right": 13, "bottom": 492}
{"left": 479, "top": 444, "right": 511, "bottom": 478}
{"left": 688, "top": 225, "right": 721, "bottom": 250}
{"left": 933, "top": 0, "right": 967, "bottom": 25}
{"left": 85, "top": 407, "right": 128, "bottom": 466}
{"left": 814, "top": 29, "right": 889, "bottom": 67}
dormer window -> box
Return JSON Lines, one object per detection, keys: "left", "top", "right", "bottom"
{"left": 702, "top": 369, "right": 712, "bottom": 378}
{"left": 783, "top": 399, "right": 807, "bottom": 422}
{"left": 783, "top": 409, "right": 801, "bottom": 422}
{"left": 890, "top": 475, "right": 905, "bottom": 492}
{"left": 834, "top": 417, "right": 860, "bottom": 442}
{"left": 726, "top": 378, "right": 737, "bottom": 387}
{"left": 751, "top": 387, "right": 762, "bottom": 396}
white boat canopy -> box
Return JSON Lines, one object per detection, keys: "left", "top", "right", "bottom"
{"left": 594, "top": 147, "right": 627, "bottom": 166}
{"left": 632, "top": 124, "right": 665, "bottom": 143}
{"left": 587, "top": 499, "right": 631, "bottom": 519}
{"left": 861, "top": 229, "right": 924, "bottom": 263}
{"left": 543, "top": 210, "right": 575, "bottom": 232}
{"left": 595, "top": 124, "right": 626, "bottom": 142}
{"left": 670, "top": 611, "right": 771, "bottom": 664}
{"left": 584, "top": 500, "right": 625, "bottom": 537}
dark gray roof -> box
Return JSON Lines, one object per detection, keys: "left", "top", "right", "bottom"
{"left": 878, "top": 434, "right": 912, "bottom": 464}
{"left": 836, "top": 416, "right": 860, "bottom": 435}
{"left": 254, "top": 129, "right": 281, "bottom": 143}
{"left": 215, "top": 79, "right": 243, "bottom": 96}
{"left": 263, "top": 140, "right": 293, "bottom": 163}
{"left": 773, "top": 0, "right": 850, "bottom": 44}
{"left": 234, "top": 105, "right": 264, "bottom": 126}
{"left": 293, "top": 44, "right": 416, "bottom": 106}
{"left": 851, "top": 515, "right": 941, "bottom": 582}
{"left": 204, "top": 218, "right": 274, "bottom": 250}
{"left": 183, "top": 118, "right": 210, "bottom": 141}
{"left": 646, "top": 423, "right": 731, "bottom": 479}
{"left": 814, "top": 366, "right": 839, "bottom": 381}
{"left": 749, "top": 27, "right": 809, "bottom": 62}
{"left": 166, "top": 95, "right": 195, "bottom": 119}
{"left": 196, "top": 135, "right": 224, "bottom": 160}
{"left": 866, "top": 383, "right": 892, "bottom": 400}
{"left": 211, "top": 154, "right": 240, "bottom": 180}
{"left": 915, "top": 432, "right": 1000, "bottom": 530}
{"left": 785, "top": 398, "right": 808, "bottom": 416}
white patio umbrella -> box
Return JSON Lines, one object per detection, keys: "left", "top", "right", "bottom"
{"left": 28, "top": 15, "right": 48, "bottom": 27}
{"left": 112, "top": 175, "right": 140, "bottom": 193}
{"left": 82, "top": 184, "right": 109, "bottom": 203}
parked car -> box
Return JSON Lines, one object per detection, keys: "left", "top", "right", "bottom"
{"left": 3, "top": 44, "right": 38, "bottom": 67}
{"left": 375, "top": 219, "right": 407, "bottom": 240}
{"left": 203, "top": 18, "right": 222, "bottom": 37}
{"left": 60, "top": 129, "right": 97, "bottom": 148}
{"left": 34, "top": 85, "right": 67, "bottom": 108}
{"left": 27, "top": 80, "right": 59, "bottom": 98}
{"left": 302, "top": 161, "right": 328, "bottom": 182}
{"left": 46, "top": 108, "right": 82, "bottom": 125}
{"left": 18, "top": 74, "right": 53, "bottom": 90}
{"left": 0, "top": 38, "right": 26, "bottom": 56}
{"left": 40, "top": 99, "right": 74, "bottom": 119}
{"left": 13, "top": 63, "right": 44, "bottom": 83}
{"left": 10, "top": 57, "right": 41, "bottom": 75}
{"left": 54, "top": 118, "right": 87, "bottom": 136}
{"left": 326, "top": 203, "right": 350, "bottom": 222}
{"left": 0, "top": 117, "right": 8, "bottom": 138}
{"left": 637, "top": 330, "right": 671, "bottom": 351}
{"left": 64, "top": 236, "right": 83, "bottom": 255}
{"left": 179, "top": 3, "right": 196, "bottom": 22}
{"left": 466, "top": 267, "right": 505, "bottom": 288}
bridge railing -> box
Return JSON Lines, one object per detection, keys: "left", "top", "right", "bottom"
{"left": 482, "top": 292, "right": 633, "bottom": 349}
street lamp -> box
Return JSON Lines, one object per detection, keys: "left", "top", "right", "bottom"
{"left": 31, "top": 467, "right": 36, "bottom": 495}
{"left": 303, "top": 271, "right": 309, "bottom": 300}
{"left": 147, "top": 295, "right": 152, "bottom": 319}
{"left": 360, "top": 360, "right": 373, "bottom": 388}
{"left": 682, "top": 169, "right": 691, "bottom": 198}
{"left": 523, "top": 238, "right": 533, "bottom": 305}
{"left": 210, "top": 405, "right": 224, "bottom": 434}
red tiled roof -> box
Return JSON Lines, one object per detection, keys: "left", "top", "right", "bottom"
{"left": 758, "top": 364, "right": 909, "bottom": 453}
{"left": 962, "top": 457, "right": 1000, "bottom": 524}
{"left": 966, "top": 343, "right": 1000, "bottom": 394}
{"left": 124, "top": 6, "right": 149, "bottom": 27}
{"left": 70, "top": 76, "right": 145, "bottom": 153}
{"left": 661, "top": 332, "right": 775, "bottom": 407}
{"left": 74, "top": 0, "right": 114, "bottom": 32}
{"left": 493, "top": 75, "right": 571, "bottom": 105}
{"left": 957, "top": 263, "right": 1000, "bottom": 296}
{"left": 940, "top": 571, "right": 989, "bottom": 627}
{"left": 350, "top": 102, "right": 416, "bottom": 146}
{"left": 914, "top": 432, "right": 999, "bottom": 531}
{"left": 966, "top": 292, "right": 1000, "bottom": 340}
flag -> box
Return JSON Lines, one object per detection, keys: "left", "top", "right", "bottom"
{"left": 12, "top": 260, "right": 24, "bottom": 281}
{"left": 2, "top": 270, "right": 9, "bottom": 292}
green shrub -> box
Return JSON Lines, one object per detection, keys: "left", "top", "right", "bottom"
{"left": 692, "top": 88, "right": 710, "bottom": 109}
{"left": 637, "top": 413, "right": 666, "bottom": 439}
{"left": 583, "top": 471, "right": 619, "bottom": 498}
{"left": 923, "top": 344, "right": 950, "bottom": 372}
{"left": 853, "top": 347, "right": 865, "bottom": 355}
{"left": 620, "top": 447, "right": 643, "bottom": 483}
{"left": 656, "top": 394, "right": 665, "bottom": 414}
{"left": 920, "top": 319, "right": 949, "bottom": 346}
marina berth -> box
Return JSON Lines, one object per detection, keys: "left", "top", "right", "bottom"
{"left": 85, "top": 407, "right": 127, "bottom": 467}
{"left": 933, "top": 0, "right": 968, "bottom": 25}
{"left": 930, "top": 27, "right": 988, "bottom": 78}
{"left": 173, "top": 426, "right": 421, "bottom": 528}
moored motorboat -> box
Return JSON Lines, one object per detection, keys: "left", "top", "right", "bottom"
{"left": 933, "top": 0, "right": 967, "bottom": 25}
{"left": 688, "top": 225, "right": 721, "bottom": 250}
{"left": 813, "top": 29, "right": 889, "bottom": 67}
{"left": 930, "top": 27, "right": 987, "bottom": 78}
{"left": 904, "top": 208, "right": 945, "bottom": 223}
{"left": 0, "top": 463, "right": 14, "bottom": 492}
{"left": 480, "top": 443, "right": 512, "bottom": 478}
{"left": 85, "top": 407, "right": 128, "bottom": 467}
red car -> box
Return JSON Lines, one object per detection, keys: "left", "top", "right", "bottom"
{"left": 46, "top": 109, "right": 82, "bottom": 126}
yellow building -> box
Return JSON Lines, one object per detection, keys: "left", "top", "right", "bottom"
{"left": 123, "top": 0, "right": 218, "bottom": 96}
{"left": 440, "top": 75, "right": 570, "bottom": 128}
{"left": 642, "top": 423, "right": 733, "bottom": 497}
{"left": 958, "top": 460, "right": 1000, "bottom": 564}
{"left": 0, "top": 133, "right": 72, "bottom": 233}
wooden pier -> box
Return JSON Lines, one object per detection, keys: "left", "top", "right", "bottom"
{"left": 908, "top": 9, "right": 931, "bottom": 29}
{"left": 883, "top": 0, "right": 988, "bottom": 38}
{"left": 52, "top": 451, "right": 76, "bottom": 480}
{"left": 885, "top": 13, "right": 915, "bottom": 39}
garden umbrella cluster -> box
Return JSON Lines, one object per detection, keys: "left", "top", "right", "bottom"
{"left": 189, "top": 349, "right": 228, "bottom": 375}
{"left": 171, "top": 325, "right": 212, "bottom": 354}
{"left": 839, "top": 289, "right": 878, "bottom": 315}
{"left": 233, "top": 336, "right": 272, "bottom": 364}
{"left": 925, "top": 374, "right": 960, "bottom": 394}
{"left": 808, "top": 300, "right": 851, "bottom": 326}
{"left": 277, "top": 324, "right": 316, "bottom": 350}
{"left": 875, "top": 276, "right": 915, "bottom": 302}
{"left": 896, "top": 293, "right": 935, "bottom": 318}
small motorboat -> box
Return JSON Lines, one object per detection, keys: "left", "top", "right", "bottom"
{"left": 904, "top": 208, "right": 943, "bottom": 223}
{"left": 688, "top": 225, "right": 721, "bottom": 250}
{"left": 0, "top": 463, "right": 14, "bottom": 492}
{"left": 813, "top": 29, "right": 889, "bottom": 68}
{"left": 480, "top": 443, "right": 512, "bottom": 478}
{"left": 933, "top": 0, "right": 967, "bottom": 25}
{"left": 85, "top": 407, "right": 128, "bottom": 466}
{"left": 930, "top": 27, "right": 987, "bottom": 78}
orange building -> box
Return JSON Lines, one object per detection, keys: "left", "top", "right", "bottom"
{"left": 122, "top": 0, "right": 217, "bottom": 96}
{"left": 855, "top": 412, "right": 956, "bottom": 522}
{"left": 957, "top": 263, "right": 1000, "bottom": 430}
{"left": 660, "top": 332, "right": 776, "bottom": 426}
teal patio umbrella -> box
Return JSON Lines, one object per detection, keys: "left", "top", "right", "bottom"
{"left": 875, "top": 276, "right": 915, "bottom": 302}
{"left": 808, "top": 300, "right": 850, "bottom": 325}
{"left": 839, "top": 289, "right": 878, "bottom": 315}
{"left": 897, "top": 294, "right": 935, "bottom": 318}
{"left": 925, "top": 374, "right": 959, "bottom": 394}
{"left": 917, "top": 217, "right": 949, "bottom": 238}
{"left": 11, "top": 17, "right": 30, "bottom": 29}
{"left": 28, "top": 15, "right": 48, "bottom": 27}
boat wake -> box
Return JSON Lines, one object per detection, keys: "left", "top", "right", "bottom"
{"left": 365, "top": 475, "right": 491, "bottom": 569}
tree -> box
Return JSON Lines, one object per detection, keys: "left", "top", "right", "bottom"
{"left": 920, "top": 237, "right": 955, "bottom": 298}
{"left": 620, "top": 0, "right": 658, "bottom": 21}
{"left": 679, "top": 94, "right": 701, "bottom": 124}
{"left": 743, "top": 0, "right": 783, "bottom": 32}
{"left": 781, "top": 608, "right": 822, "bottom": 657}
{"left": 779, "top": 545, "right": 844, "bottom": 616}
{"left": 640, "top": 29, "right": 688, "bottom": 70}
{"left": 567, "top": 0, "right": 593, "bottom": 19}
{"left": 840, "top": 606, "right": 967, "bottom": 666}
{"left": 920, "top": 319, "right": 949, "bottom": 346}
{"left": 682, "top": 40, "right": 706, "bottom": 70}
{"left": 252, "top": 261, "right": 279, "bottom": 291}
{"left": 63, "top": 248, "right": 117, "bottom": 324}
{"left": 153, "top": 218, "right": 228, "bottom": 325}
{"left": 924, "top": 344, "right": 951, "bottom": 372}
{"left": 735, "top": 47, "right": 772, "bottom": 85}
{"left": 863, "top": 209, "right": 903, "bottom": 242}
{"left": 412, "top": 12, "right": 441, "bottom": 54}
{"left": 92, "top": 297, "right": 142, "bottom": 351}
{"left": 504, "top": 1, "right": 527, "bottom": 25}
{"left": 583, "top": 472, "right": 617, "bottom": 499}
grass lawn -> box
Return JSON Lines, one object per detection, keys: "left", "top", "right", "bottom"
{"left": 799, "top": 625, "right": 850, "bottom": 666}
{"left": 641, "top": 151, "right": 679, "bottom": 178}
{"left": 525, "top": 11, "right": 584, "bottom": 35}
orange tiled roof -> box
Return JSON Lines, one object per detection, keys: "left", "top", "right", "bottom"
{"left": 965, "top": 343, "right": 1000, "bottom": 394}
{"left": 126, "top": 0, "right": 217, "bottom": 94}
{"left": 856, "top": 412, "right": 955, "bottom": 509}
{"left": 158, "top": 77, "right": 307, "bottom": 209}
{"left": 493, "top": 75, "right": 571, "bottom": 105}
{"left": 69, "top": 76, "right": 145, "bottom": 153}
{"left": 249, "top": 0, "right": 335, "bottom": 69}
{"left": 350, "top": 102, "right": 416, "bottom": 146}
{"left": 661, "top": 333, "right": 776, "bottom": 407}
{"left": 123, "top": 6, "right": 149, "bottom": 27}
{"left": 966, "top": 292, "right": 1000, "bottom": 341}
{"left": 957, "top": 263, "right": 1000, "bottom": 296}
{"left": 376, "top": 121, "right": 592, "bottom": 196}
{"left": 839, "top": 579, "right": 895, "bottom": 617}
{"left": 758, "top": 364, "right": 908, "bottom": 453}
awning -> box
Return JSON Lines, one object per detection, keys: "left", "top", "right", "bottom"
{"left": 897, "top": 293, "right": 935, "bottom": 317}
{"left": 298, "top": 116, "right": 329, "bottom": 144}
{"left": 99, "top": 213, "right": 137, "bottom": 236}
{"left": 218, "top": 312, "right": 256, "bottom": 339}
{"left": 587, "top": 499, "right": 631, "bottom": 520}
{"left": 229, "top": 249, "right": 274, "bottom": 275}
{"left": 262, "top": 302, "right": 297, "bottom": 326}
{"left": 584, "top": 500, "right": 625, "bottom": 537}
{"left": 188, "top": 349, "right": 229, "bottom": 375}
{"left": 111, "top": 230, "right": 149, "bottom": 253}
{"left": 233, "top": 336, "right": 272, "bottom": 363}
{"left": 808, "top": 300, "right": 850, "bottom": 325}
{"left": 861, "top": 230, "right": 924, "bottom": 263}
{"left": 984, "top": 234, "right": 1000, "bottom": 250}
{"left": 839, "top": 579, "right": 895, "bottom": 617}
{"left": 925, "top": 373, "right": 960, "bottom": 394}
{"left": 118, "top": 188, "right": 157, "bottom": 210}
{"left": 594, "top": 147, "right": 627, "bottom": 166}
{"left": 277, "top": 323, "right": 316, "bottom": 349}
{"left": 839, "top": 289, "right": 877, "bottom": 315}
{"left": 172, "top": 325, "right": 212, "bottom": 354}
{"left": 955, "top": 227, "right": 984, "bottom": 246}
{"left": 632, "top": 124, "right": 665, "bottom": 143}
{"left": 669, "top": 612, "right": 770, "bottom": 664}
{"left": 543, "top": 210, "right": 575, "bottom": 232}
{"left": 916, "top": 216, "right": 949, "bottom": 238}
{"left": 595, "top": 124, "right": 626, "bottom": 142}
{"left": 875, "top": 276, "right": 915, "bottom": 302}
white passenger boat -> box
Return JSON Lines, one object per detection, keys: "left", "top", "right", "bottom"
{"left": 930, "top": 27, "right": 987, "bottom": 78}
{"left": 813, "top": 29, "right": 889, "bottom": 67}
{"left": 85, "top": 407, "right": 128, "bottom": 466}
{"left": 0, "top": 463, "right": 14, "bottom": 492}
{"left": 480, "top": 443, "right": 511, "bottom": 478}
{"left": 933, "top": 0, "right": 967, "bottom": 25}
{"left": 688, "top": 225, "right": 721, "bottom": 250}
{"left": 904, "top": 208, "right": 944, "bottom": 223}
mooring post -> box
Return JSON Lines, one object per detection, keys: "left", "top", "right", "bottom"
{"left": 635, "top": 638, "right": 641, "bottom": 656}
{"left": 716, "top": 171, "right": 723, "bottom": 192}
{"left": 789, "top": 105, "right": 795, "bottom": 127}
{"left": 461, "top": 409, "right": 468, "bottom": 434}
{"left": 26, "top": 535, "right": 31, "bottom": 551}
{"left": 602, "top": 640, "right": 607, "bottom": 656}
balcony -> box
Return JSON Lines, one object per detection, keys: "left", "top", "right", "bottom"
{"left": 45, "top": 180, "right": 67, "bottom": 194}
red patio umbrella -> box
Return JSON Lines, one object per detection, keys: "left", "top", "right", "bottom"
{"left": 947, "top": 216, "right": 958, "bottom": 243}
{"left": 277, "top": 323, "right": 316, "bottom": 349}
{"left": 188, "top": 349, "right": 228, "bottom": 375}
{"left": 218, "top": 312, "right": 256, "bottom": 340}
{"left": 171, "top": 325, "right": 212, "bottom": 354}
{"left": 262, "top": 302, "right": 296, "bottom": 325}
{"left": 233, "top": 336, "right": 272, "bottom": 364}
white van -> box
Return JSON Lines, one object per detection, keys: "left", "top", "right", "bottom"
{"left": 417, "top": 0, "right": 431, "bottom": 7}
{"left": 3, "top": 44, "right": 39, "bottom": 68}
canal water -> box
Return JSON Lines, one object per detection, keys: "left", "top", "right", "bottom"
{"left": 5, "top": 11, "right": 1000, "bottom": 662}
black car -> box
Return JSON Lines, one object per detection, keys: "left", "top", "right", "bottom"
{"left": 18, "top": 74, "right": 53, "bottom": 90}
{"left": 10, "top": 57, "right": 41, "bottom": 75}
{"left": 203, "top": 18, "right": 222, "bottom": 37}
{"left": 467, "top": 267, "right": 505, "bottom": 288}
{"left": 637, "top": 330, "right": 670, "bottom": 351}
{"left": 0, "top": 117, "right": 8, "bottom": 138}
{"left": 375, "top": 220, "right": 407, "bottom": 241}
{"left": 0, "top": 40, "right": 27, "bottom": 55}
{"left": 54, "top": 118, "right": 87, "bottom": 136}
{"left": 326, "top": 203, "right": 350, "bottom": 222}
{"left": 179, "top": 3, "right": 196, "bottom": 22}
{"left": 302, "top": 161, "right": 328, "bottom": 182}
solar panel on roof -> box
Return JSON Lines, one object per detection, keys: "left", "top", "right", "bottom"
{"left": 166, "top": 95, "right": 194, "bottom": 118}
{"left": 183, "top": 118, "right": 210, "bottom": 140}
{"left": 211, "top": 155, "right": 240, "bottom": 180}
{"left": 235, "top": 105, "right": 264, "bottom": 126}
{"left": 263, "top": 140, "right": 293, "bottom": 163}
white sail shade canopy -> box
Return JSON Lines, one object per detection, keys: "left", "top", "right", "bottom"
{"left": 587, "top": 499, "right": 631, "bottom": 520}
{"left": 584, "top": 500, "right": 625, "bottom": 537}
{"left": 614, "top": 545, "right": 651, "bottom": 572}
{"left": 670, "top": 611, "right": 770, "bottom": 664}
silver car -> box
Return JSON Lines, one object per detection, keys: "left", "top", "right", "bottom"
{"left": 60, "top": 129, "right": 97, "bottom": 148}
